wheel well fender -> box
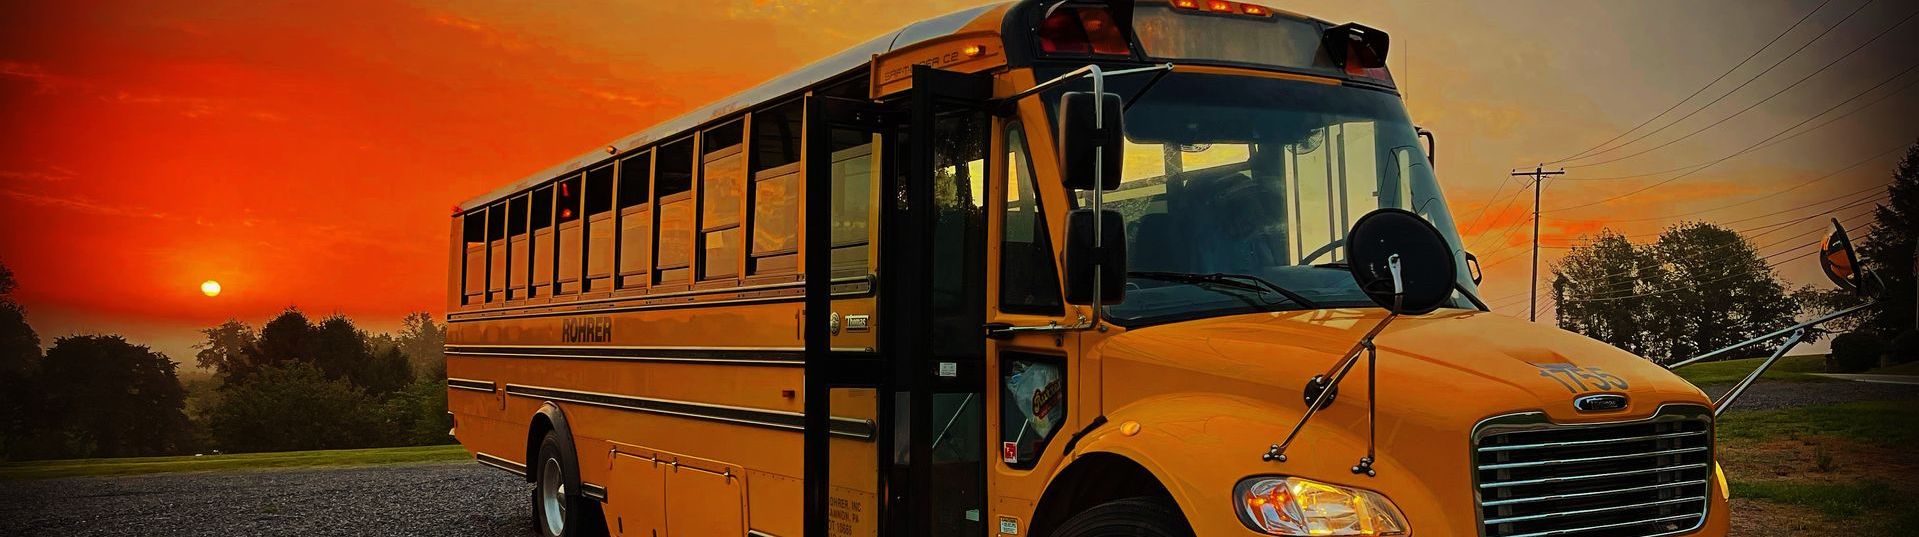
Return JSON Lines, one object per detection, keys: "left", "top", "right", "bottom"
{"left": 1028, "top": 452, "right": 1182, "bottom": 537}
{"left": 525, "top": 402, "right": 575, "bottom": 484}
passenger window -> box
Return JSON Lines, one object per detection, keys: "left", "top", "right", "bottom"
{"left": 700, "top": 122, "right": 745, "bottom": 281}
{"left": 584, "top": 164, "right": 616, "bottom": 292}
{"left": 461, "top": 213, "right": 486, "bottom": 305}
{"left": 829, "top": 141, "right": 873, "bottom": 277}
{"left": 555, "top": 174, "right": 584, "bottom": 294}
{"left": 531, "top": 186, "right": 554, "bottom": 297}
{"left": 617, "top": 151, "right": 652, "bottom": 289}
{"left": 999, "top": 124, "right": 1064, "bottom": 315}
{"left": 750, "top": 102, "right": 803, "bottom": 275}
{"left": 655, "top": 139, "right": 695, "bottom": 285}
{"left": 1000, "top": 355, "right": 1066, "bottom": 468}
{"left": 485, "top": 203, "right": 507, "bottom": 303}
{"left": 507, "top": 195, "right": 530, "bottom": 300}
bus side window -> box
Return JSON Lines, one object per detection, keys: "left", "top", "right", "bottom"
{"left": 556, "top": 174, "right": 584, "bottom": 295}
{"left": 829, "top": 135, "right": 874, "bottom": 278}
{"left": 461, "top": 212, "right": 486, "bottom": 306}
{"left": 485, "top": 203, "right": 507, "bottom": 303}
{"left": 531, "top": 186, "right": 555, "bottom": 297}
{"left": 617, "top": 151, "right": 652, "bottom": 289}
{"left": 700, "top": 122, "right": 745, "bottom": 282}
{"left": 655, "top": 138, "right": 695, "bottom": 286}
{"left": 584, "top": 163, "right": 616, "bottom": 292}
{"left": 507, "top": 194, "right": 530, "bottom": 300}
{"left": 749, "top": 101, "right": 802, "bottom": 276}
{"left": 999, "top": 123, "right": 1064, "bottom": 315}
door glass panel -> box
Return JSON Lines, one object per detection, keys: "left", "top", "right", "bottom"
{"left": 927, "top": 108, "right": 987, "bottom": 537}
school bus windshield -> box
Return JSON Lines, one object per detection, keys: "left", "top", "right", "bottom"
{"left": 1075, "top": 72, "right": 1477, "bottom": 325}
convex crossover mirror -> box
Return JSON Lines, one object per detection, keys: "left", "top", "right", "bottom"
{"left": 1345, "top": 208, "right": 1455, "bottom": 315}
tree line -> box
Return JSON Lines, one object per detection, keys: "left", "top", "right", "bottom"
{"left": 1552, "top": 141, "right": 1919, "bottom": 368}
{"left": 0, "top": 262, "right": 451, "bottom": 461}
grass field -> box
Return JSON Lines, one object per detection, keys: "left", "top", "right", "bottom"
{"left": 1672, "top": 354, "right": 1831, "bottom": 386}
{"left": 0, "top": 444, "right": 469, "bottom": 480}
{"left": 1718, "top": 400, "right": 1919, "bottom": 536}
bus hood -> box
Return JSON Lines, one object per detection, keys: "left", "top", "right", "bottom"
{"left": 1099, "top": 308, "right": 1711, "bottom": 427}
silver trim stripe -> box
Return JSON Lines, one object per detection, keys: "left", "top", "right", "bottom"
{"left": 1504, "top": 513, "right": 1704, "bottom": 537}
{"left": 1477, "top": 446, "right": 1710, "bottom": 471}
{"left": 1485, "top": 496, "right": 1707, "bottom": 525}
{"left": 447, "top": 377, "right": 497, "bottom": 392}
{"left": 503, "top": 384, "right": 875, "bottom": 441}
{"left": 1475, "top": 430, "right": 1707, "bottom": 453}
{"left": 475, "top": 452, "right": 525, "bottom": 476}
{"left": 1481, "top": 479, "right": 1710, "bottom": 507}
{"left": 1478, "top": 463, "right": 1710, "bottom": 489}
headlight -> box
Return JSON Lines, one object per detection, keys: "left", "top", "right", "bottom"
{"left": 1235, "top": 476, "right": 1409, "bottom": 536}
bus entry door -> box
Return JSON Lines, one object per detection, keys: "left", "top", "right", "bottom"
{"left": 802, "top": 65, "right": 993, "bottom": 537}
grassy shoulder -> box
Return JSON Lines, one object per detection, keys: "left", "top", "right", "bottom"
{"left": 1870, "top": 360, "right": 1919, "bottom": 375}
{"left": 1719, "top": 400, "right": 1919, "bottom": 536}
{"left": 0, "top": 444, "right": 469, "bottom": 480}
{"left": 1673, "top": 354, "right": 1831, "bottom": 386}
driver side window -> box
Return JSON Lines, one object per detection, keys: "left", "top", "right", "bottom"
{"left": 1000, "top": 123, "right": 1065, "bottom": 315}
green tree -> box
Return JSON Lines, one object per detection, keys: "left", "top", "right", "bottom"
{"left": 1856, "top": 140, "right": 1917, "bottom": 335}
{"left": 308, "top": 314, "right": 374, "bottom": 385}
{"left": 359, "top": 346, "right": 414, "bottom": 396}
{"left": 1552, "top": 223, "right": 1800, "bottom": 363}
{"left": 378, "top": 378, "right": 453, "bottom": 446}
{"left": 0, "top": 261, "right": 44, "bottom": 460}
{"left": 395, "top": 312, "right": 446, "bottom": 378}
{"left": 249, "top": 308, "right": 314, "bottom": 375}
{"left": 1552, "top": 231, "right": 1662, "bottom": 357}
{"left": 1647, "top": 223, "right": 1802, "bottom": 361}
{"left": 208, "top": 363, "right": 377, "bottom": 452}
{"left": 194, "top": 319, "right": 259, "bottom": 382}
{"left": 37, "top": 335, "right": 192, "bottom": 458}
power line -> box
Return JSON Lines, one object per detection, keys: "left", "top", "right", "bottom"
{"left": 1549, "top": 0, "right": 1877, "bottom": 165}
{"left": 1564, "top": 7, "right": 1919, "bottom": 170}
{"left": 1559, "top": 74, "right": 1919, "bottom": 182}
{"left": 1546, "top": 0, "right": 1839, "bottom": 164}
{"left": 1542, "top": 57, "right": 1919, "bottom": 214}
{"left": 1552, "top": 144, "right": 1905, "bottom": 226}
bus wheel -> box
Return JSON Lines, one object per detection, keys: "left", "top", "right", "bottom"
{"left": 1052, "top": 497, "right": 1194, "bottom": 537}
{"left": 531, "top": 430, "right": 603, "bottom": 537}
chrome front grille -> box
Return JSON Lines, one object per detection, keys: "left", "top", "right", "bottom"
{"left": 1473, "top": 405, "right": 1712, "bottom": 537}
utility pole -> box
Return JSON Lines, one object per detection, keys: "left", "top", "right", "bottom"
{"left": 1513, "top": 165, "right": 1565, "bottom": 322}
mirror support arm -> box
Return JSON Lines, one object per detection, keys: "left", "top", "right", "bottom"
{"left": 1713, "top": 328, "right": 1807, "bottom": 417}
{"left": 1266, "top": 256, "right": 1403, "bottom": 474}
{"left": 1666, "top": 302, "right": 1872, "bottom": 369}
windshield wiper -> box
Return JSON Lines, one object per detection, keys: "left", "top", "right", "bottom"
{"left": 1128, "top": 271, "right": 1322, "bottom": 309}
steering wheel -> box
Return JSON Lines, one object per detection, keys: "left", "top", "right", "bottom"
{"left": 1297, "top": 238, "right": 1346, "bottom": 266}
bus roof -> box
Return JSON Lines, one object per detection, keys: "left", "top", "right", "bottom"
{"left": 457, "top": 3, "right": 1010, "bottom": 212}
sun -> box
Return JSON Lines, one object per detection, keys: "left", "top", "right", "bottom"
{"left": 201, "top": 280, "right": 222, "bottom": 297}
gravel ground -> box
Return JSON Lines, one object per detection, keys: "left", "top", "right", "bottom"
{"left": 0, "top": 461, "right": 532, "bottom": 537}
{"left": 1700, "top": 378, "right": 1919, "bottom": 412}
{"left": 2, "top": 380, "right": 1910, "bottom": 536}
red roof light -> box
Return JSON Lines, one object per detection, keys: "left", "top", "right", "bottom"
{"left": 1038, "top": 6, "right": 1130, "bottom": 56}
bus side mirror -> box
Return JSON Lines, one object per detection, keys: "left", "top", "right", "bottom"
{"left": 1346, "top": 208, "right": 1454, "bottom": 315}
{"left": 1820, "top": 218, "right": 1876, "bottom": 297}
{"left": 1065, "top": 208, "right": 1126, "bottom": 305}
{"left": 1465, "top": 251, "right": 1483, "bottom": 285}
{"left": 1058, "top": 91, "right": 1123, "bottom": 191}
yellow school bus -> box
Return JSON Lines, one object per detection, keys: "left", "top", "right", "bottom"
{"left": 446, "top": 2, "right": 1732, "bottom": 536}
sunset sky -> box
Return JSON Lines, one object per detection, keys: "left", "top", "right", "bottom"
{"left": 3, "top": 0, "right": 1914, "bottom": 364}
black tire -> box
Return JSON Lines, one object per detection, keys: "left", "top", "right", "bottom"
{"left": 1052, "top": 497, "right": 1194, "bottom": 537}
{"left": 531, "top": 430, "right": 606, "bottom": 537}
